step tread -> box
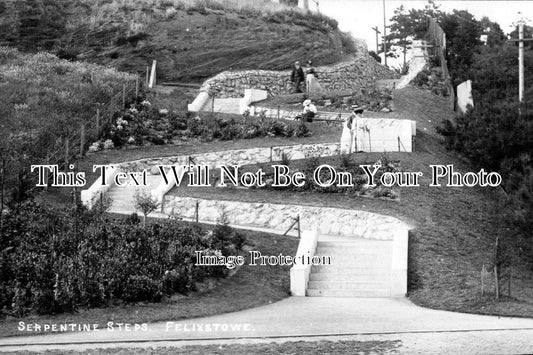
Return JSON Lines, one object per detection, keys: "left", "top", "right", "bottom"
{"left": 306, "top": 289, "right": 391, "bottom": 297}
{"left": 308, "top": 281, "right": 390, "bottom": 289}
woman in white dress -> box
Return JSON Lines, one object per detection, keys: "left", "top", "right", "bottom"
{"left": 340, "top": 107, "right": 364, "bottom": 154}
{"left": 305, "top": 60, "right": 323, "bottom": 93}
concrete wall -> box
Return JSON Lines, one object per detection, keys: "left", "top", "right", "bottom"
{"left": 457, "top": 80, "right": 474, "bottom": 114}
{"left": 117, "top": 143, "right": 340, "bottom": 174}
{"left": 354, "top": 118, "right": 415, "bottom": 153}
{"left": 290, "top": 229, "right": 320, "bottom": 296}
{"left": 164, "top": 196, "right": 408, "bottom": 241}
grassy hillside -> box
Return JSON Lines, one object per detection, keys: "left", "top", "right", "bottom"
{"left": 0, "top": 0, "right": 360, "bottom": 82}
{"left": 67, "top": 88, "right": 533, "bottom": 318}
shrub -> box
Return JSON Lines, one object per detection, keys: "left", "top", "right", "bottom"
{"left": 294, "top": 122, "right": 311, "bottom": 137}
{"left": 122, "top": 275, "right": 162, "bottom": 302}
{"left": 0, "top": 201, "right": 245, "bottom": 316}
{"left": 133, "top": 189, "right": 160, "bottom": 224}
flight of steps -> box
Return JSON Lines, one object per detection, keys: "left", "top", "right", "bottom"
{"left": 106, "top": 175, "right": 161, "bottom": 214}
{"left": 306, "top": 239, "right": 393, "bottom": 297}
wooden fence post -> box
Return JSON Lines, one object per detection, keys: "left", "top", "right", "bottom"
{"left": 508, "top": 267, "right": 512, "bottom": 298}
{"left": 195, "top": 201, "right": 199, "bottom": 223}
{"left": 79, "top": 123, "right": 85, "bottom": 158}
{"left": 96, "top": 108, "right": 100, "bottom": 133}
{"left": 481, "top": 264, "right": 485, "bottom": 295}
{"left": 495, "top": 265, "right": 499, "bottom": 300}
{"left": 495, "top": 236, "right": 500, "bottom": 300}
{"left": 296, "top": 215, "right": 301, "bottom": 239}
{"left": 146, "top": 66, "right": 150, "bottom": 86}
{"left": 64, "top": 137, "right": 69, "bottom": 167}
{"left": 122, "top": 83, "right": 126, "bottom": 109}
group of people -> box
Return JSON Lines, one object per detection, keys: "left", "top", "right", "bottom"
{"left": 290, "top": 60, "right": 321, "bottom": 122}
{"left": 290, "top": 60, "right": 322, "bottom": 94}
{"left": 289, "top": 59, "right": 364, "bottom": 136}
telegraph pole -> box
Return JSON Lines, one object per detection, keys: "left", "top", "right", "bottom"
{"left": 519, "top": 19, "right": 524, "bottom": 102}
{"left": 509, "top": 14, "right": 533, "bottom": 103}
{"left": 371, "top": 26, "right": 381, "bottom": 53}
{"left": 383, "top": 0, "right": 387, "bottom": 66}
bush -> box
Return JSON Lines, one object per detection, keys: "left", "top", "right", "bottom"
{"left": 122, "top": 275, "right": 162, "bottom": 303}
{"left": 0, "top": 201, "right": 245, "bottom": 316}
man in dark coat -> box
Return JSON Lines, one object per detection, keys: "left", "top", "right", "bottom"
{"left": 290, "top": 61, "right": 305, "bottom": 93}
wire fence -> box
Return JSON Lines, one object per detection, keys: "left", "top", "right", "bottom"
{"left": 54, "top": 73, "right": 145, "bottom": 168}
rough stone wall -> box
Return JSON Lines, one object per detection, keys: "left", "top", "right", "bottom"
{"left": 117, "top": 143, "right": 340, "bottom": 174}
{"left": 200, "top": 51, "right": 398, "bottom": 98}
{"left": 164, "top": 197, "right": 406, "bottom": 240}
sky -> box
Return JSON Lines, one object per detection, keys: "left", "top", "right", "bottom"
{"left": 317, "top": 0, "right": 533, "bottom": 56}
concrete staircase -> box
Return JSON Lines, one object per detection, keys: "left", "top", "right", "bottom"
{"left": 306, "top": 239, "right": 393, "bottom": 297}
{"left": 106, "top": 175, "right": 161, "bottom": 214}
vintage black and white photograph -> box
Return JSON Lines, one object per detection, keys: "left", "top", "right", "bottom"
{"left": 1, "top": 0, "right": 533, "bottom": 353}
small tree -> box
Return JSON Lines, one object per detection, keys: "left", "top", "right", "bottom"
{"left": 133, "top": 189, "right": 159, "bottom": 225}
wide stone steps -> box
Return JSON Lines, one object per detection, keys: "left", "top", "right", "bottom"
{"left": 310, "top": 266, "right": 390, "bottom": 274}
{"left": 316, "top": 240, "right": 392, "bottom": 248}
{"left": 322, "top": 255, "right": 391, "bottom": 268}
{"left": 306, "top": 289, "right": 391, "bottom": 297}
{"left": 306, "top": 240, "right": 393, "bottom": 298}
{"left": 308, "top": 280, "right": 390, "bottom": 290}
{"left": 309, "top": 271, "right": 391, "bottom": 282}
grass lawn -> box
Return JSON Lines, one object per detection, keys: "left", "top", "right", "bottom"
{"left": 6, "top": 340, "right": 401, "bottom": 355}
{"left": 31, "top": 86, "right": 533, "bottom": 320}
{"left": 0, "top": 221, "right": 298, "bottom": 338}
{"left": 162, "top": 88, "right": 533, "bottom": 318}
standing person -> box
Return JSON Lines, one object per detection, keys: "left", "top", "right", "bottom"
{"left": 350, "top": 106, "right": 365, "bottom": 153}
{"left": 340, "top": 106, "right": 364, "bottom": 154}
{"left": 290, "top": 61, "right": 305, "bottom": 93}
{"left": 305, "top": 60, "right": 322, "bottom": 93}
{"left": 340, "top": 113, "right": 353, "bottom": 154}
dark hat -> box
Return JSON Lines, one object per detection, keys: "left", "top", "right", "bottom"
{"left": 352, "top": 105, "right": 364, "bottom": 114}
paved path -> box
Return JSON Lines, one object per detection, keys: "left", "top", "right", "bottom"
{"left": 2, "top": 297, "right": 533, "bottom": 352}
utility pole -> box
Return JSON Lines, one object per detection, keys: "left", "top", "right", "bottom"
{"left": 508, "top": 14, "right": 532, "bottom": 104}
{"left": 519, "top": 19, "right": 524, "bottom": 103}
{"left": 371, "top": 26, "right": 381, "bottom": 53}
{"left": 383, "top": 0, "right": 387, "bottom": 66}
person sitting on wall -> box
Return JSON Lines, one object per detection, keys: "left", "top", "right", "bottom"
{"left": 295, "top": 99, "right": 317, "bottom": 122}
{"left": 290, "top": 61, "right": 305, "bottom": 93}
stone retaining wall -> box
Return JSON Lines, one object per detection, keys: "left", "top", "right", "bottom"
{"left": 164, "top": 197, "right": 407, "bottom": 241}
{"left": 201, "top": 54, "right": 397, "bottom": 98}
{"left": 117, "top": 143, "right": 340, "bottom": 174}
